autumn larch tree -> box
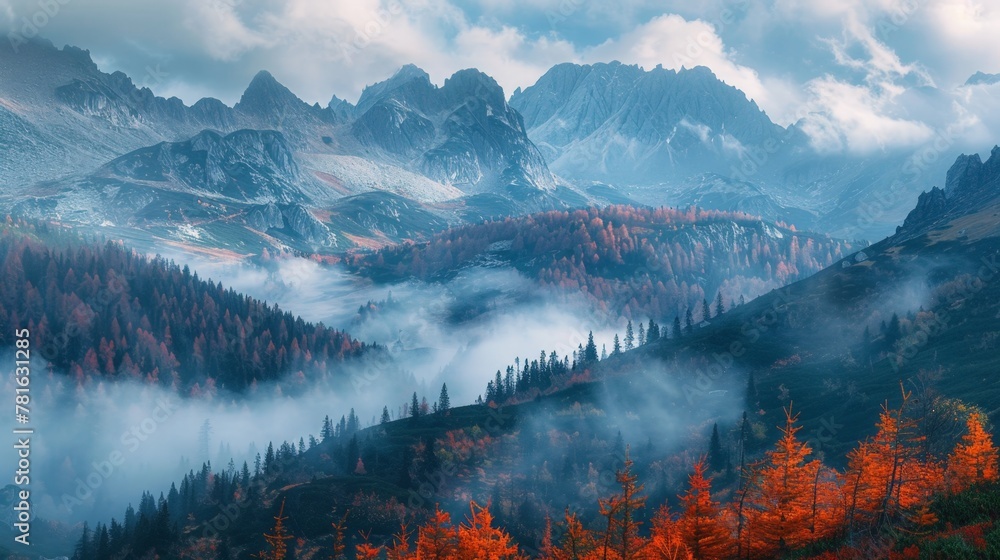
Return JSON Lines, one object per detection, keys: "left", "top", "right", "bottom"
{"left": 598, "top": 446, "right": 647, "bottom": 560}
{"left": 743, "top": 406, "right": 834, "bottom": 558}
{"left": 677, "top": 458, "right": 734, "bottom": 559}
{"left": 417, "top": 505, "right": 458, "bottom": 559}
{"left": 947, "top": 412, "right": 999, "bottom": 493}
{"left": 258, "top": 498, "right": 292, "bottom": 560}
{"left": 552, "top": 509, "right": 597, "bottom": 560}
{"left": 648, "top": 505, "right": 694, "bottom": 560}
{"left": 456, "top": 501, "right": 523, "bottom": 559}
{"left": 844, "top": 390, "right": 943, "bottom": 531}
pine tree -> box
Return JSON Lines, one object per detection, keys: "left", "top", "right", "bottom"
{"left": 73, "top": 522, "right": 91, "bottom": 560}
{"left": 612, "top": 334, "right": 622, "bottom": 355}
{"left": 410, "top": 392, "right": 421, "bottom": 418}
{"left": 673, "top": 316, "right": 682, "bottom": 340}
{"left": 702, "top": 298, "right": 712, "bottom": 322}
{"left": 321, "top": 415, "right": 333, "bottom": 441}
{"left": 584, "top": 332, "right": 598, "bottom": 364}
{"left": 624, "top": 321, "right": 635, "bottom": 351}
{"left": 685, "top": 308, "right": 694, "bottom": 335}
{"left": 438, "top": 383, "right": 451, "bottom": 413}
{"left": 637, "top": 322, "right": 646, "bottom": 346}
{"left": 715, "top": 292, "right": 725, "bottom": 317}
{"left": 381, "top": 406, "right": 391, "bottom": 424}
{"left": 708, "top": 424, "right": 725, "bottom": 472}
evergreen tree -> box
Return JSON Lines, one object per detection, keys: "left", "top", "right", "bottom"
{"left": 673, "top": 316, "right": 683, "bottom": 340}
{"left": 380, "top": 406, "right": 391, "bottom": 424}
{"left": 410, "top": 392, "right": 421, "bottom": 418}
{"left": 346, "top": 435, "right": 360, "bottom": 473}
{"left": 73, "top": 522, "right": 91, "bottom": 560}
{"left": 702, "top": 298, "right": 712, "bottom": 321}
{"left": 624, "top": 321, "right": 635, "bottom": 350}
{"left": 715, "top": 292, "right": 725, "bottom": 317}
{"left": 321, "top": 415, "right": 333, "bottom": 441}
{"left": 601, "top": 344, "right": 608, "bottom": 361}
{"left": 647, "top": 320, "right": 660, "bottom": 343}
{"left": 438, "top": 383, "right": 451, "bottom": 413}
{"left": 612, "top": 334, "right": 622, "bottom": 355}
{"left": 708, "top": 423, "right": 725, "bottom": 471}
{"left": 264, "top": 442, "right": 275, "bottom": 473}
{"left": 685, "top": 308, "right": 694, "bottom": 335}
{"left": 584, "top": 332, "right": 598, "bottom": 364}
{"left": 637, "top": 322, "right": 646, "bottom": 346}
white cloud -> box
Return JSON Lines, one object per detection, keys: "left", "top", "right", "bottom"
{"left": 798, "top": 77, "right": 934, "bottom": 153}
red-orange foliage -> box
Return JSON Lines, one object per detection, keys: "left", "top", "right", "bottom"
{"left": 455, "top": 501, "right": 524, "bottom": 560}
{"left": 349, "top": 206, "right": 851, "bottom": 320}
{"left": 947, "top": 412, "right": 999, "bottom": 493}
{"left": 416, "top": 506, "right": 458, "bottom": 560}
{"left": 845, "top": 391, "right": 945, "bottom": 530}
{"left": 675, "top": 458, "right": 734, "bottom": 559}
{"left": 742, "top": 406, "right": 840, "bottom": 558}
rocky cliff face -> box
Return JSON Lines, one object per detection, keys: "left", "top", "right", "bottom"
{"left": 101, "top": 129, "right": 304, "bottom": 203}
{"left": 898, "top": 146, "right": 1000, "bottom": 234}
{"left": 349, "top": 65, "right": 555, "bottom": 194}
{"left": 509, "top": 61, "right": 786, "bottom": 184}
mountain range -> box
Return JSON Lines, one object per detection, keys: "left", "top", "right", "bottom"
{"left": 3, "top": 38, "right": 990, "bottom": 254}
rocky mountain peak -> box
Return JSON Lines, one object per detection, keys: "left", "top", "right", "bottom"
{"left": 235, "top": 70, "right": 308, "bottom": 119}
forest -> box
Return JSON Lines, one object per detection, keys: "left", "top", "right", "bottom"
{"left": 346, "top": 206, "right": 855, "bottom": 321}
{"left": 0, "top": 219, "right": 367, "bottom": 392}
{"left": 68, "top": 386, "right": 1000, "bottom": 559}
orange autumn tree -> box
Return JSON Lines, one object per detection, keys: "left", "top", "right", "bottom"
{"left": 844, "top": 390, "right": 944, "bottom": 530}
{"left": 675, "top": 458, "right": 734, "bottom": 559}
{"left": 947, "top": 412, "right": 999, "bottom": 493}
{"left": 742, "top": 405, "right": 837, "bottom": 558}
{"left": 258, "top": 499, "right": 293, "bottom": 560}
{"left": 455, "top": 501, "right": 524, "bottom": 560}
{"left": 648, "top": 505, "right": 694, "bottom": 560}
{"left": 597, "top": 447, "right": 647, "bottom": 560}
{"left": 550, "top": 509, "right": 598, "bottom": 560}
{"left": 416, "top": 506, "right": 458, "bottom": 560}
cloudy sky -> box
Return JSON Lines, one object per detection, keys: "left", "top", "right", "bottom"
{"left": 2, "top": 0, "right": 999, "bottom": 153}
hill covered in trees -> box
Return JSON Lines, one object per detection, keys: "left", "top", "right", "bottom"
{"left": 59, "top": 384, "right": 999, "bottom": 559}
{"left": 0, "top": 219, "right": 368, "bottom": 392}
{"left": 346, "top": 206, "right": 856, "bottom": 321}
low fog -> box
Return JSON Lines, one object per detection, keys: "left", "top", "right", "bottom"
{"left": 2, "top": 251, "right": 628, "bottom": 526}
